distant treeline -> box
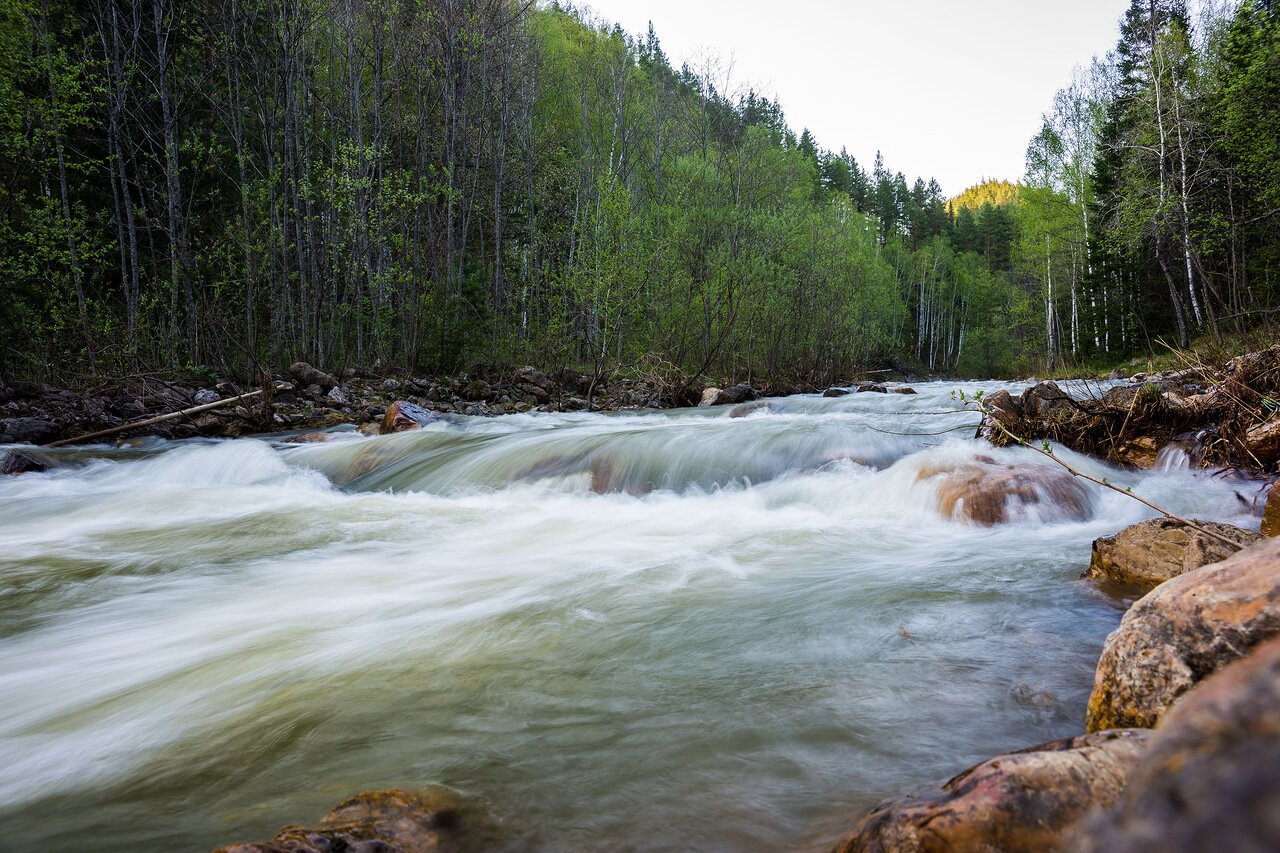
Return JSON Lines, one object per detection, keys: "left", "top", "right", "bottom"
{"left": 0, "top": 0, "right": 1276, "bottom": 382}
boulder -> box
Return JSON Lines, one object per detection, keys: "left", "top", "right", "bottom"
{"left": 834, "top": 729, "right": 1150, "bottom": 853}
{"left": 1264, "top": 484, "right": 1280, "bottom": 538}
{"left": 1022, "top": 381, "right": 1073, "bottom": 419}
{"left": 729, "top": 401, "right": 771, "bottom": 418}
{"left": 723, "top": 383, "right": 756, "bottom": 404}
{"left": 890, "top": 386, "right": 918, "bottom": 395}
{"left": 2, "top": 449, "right": 47, "bottom": 475}
{"left": 1086, "top": 518, "right": 1264, "bottom": 590}
{"left": 920, "top": 459, "right": 1093, "bottom": 526}
{"left": 699, "top": 387, "right": 730, "bottom": 407}
{"left": 325, "top": 386, "right": 351, "bottom": 407}
{"left": 857, "top": 382, "right": 887, "bottom": 393}
{"left": 516, "top": 365, "right": 551, "bottom": 390}
{"left": 1113, "top": 436, "right": 1160, "bottom": 469}
{"left": 0, "top": 417, "right": 60, "bottom": 444}
{"left": 212, "top": 788, "right": 464, "bottom": 853}
{"left": 193, "top": 389, "right": 221, "bottom": 405}
{"left": 289, "top": 362, "right": 339, "bottom": 392}
{"left": 823, "top": 388, "right": 851, "bottom": 398}
{"left": 381, "top": 400, "right": 441, "bottom": 434}
{"left": 1085, "top": 537, "right": 1280, "bottom": 732}
{"left": 1245, "top": 414, "right": 1280, "bottom": 467}
{"left": 1071, "top": 637, "right": 1280, "bottom": 852}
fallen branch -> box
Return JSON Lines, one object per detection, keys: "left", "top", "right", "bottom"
{"left": 45, "top": 386, "right": 278, "bottom": 447}
{"left": 963, "top": 391, "right": 1245, "bottom": 552}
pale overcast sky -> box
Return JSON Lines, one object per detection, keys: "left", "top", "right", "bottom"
{"left": 576, "top": 0, "right": 1130, "bottom": 197}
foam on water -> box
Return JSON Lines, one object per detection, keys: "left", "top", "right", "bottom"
{"left": 0, "top": 381, "right": 1261, "bottom": 850}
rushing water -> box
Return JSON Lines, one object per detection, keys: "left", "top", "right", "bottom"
{"left": 0, "top": 381, "right": 1261, "bottom": 851}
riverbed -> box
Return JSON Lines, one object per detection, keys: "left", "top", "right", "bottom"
{"left": 0, "top": 381, "right": 1258, "bottom": 850}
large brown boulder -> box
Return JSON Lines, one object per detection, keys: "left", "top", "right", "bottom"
{"left": 1070, "top": 637, "right": 1280, "bottom": 852}
{"left": 833, "top": 730, "right": 1150, "bottom": 853}
{"left": 288, "top": 362, "right": 339, "bottom": 393}
{"left": 212, "top": 788, "right": 464, "bottom": 853}
{"left": 381, "top": 400, "right": 441, "bottom": 434}
{"left": 1086, "top": 518, "right": 1263, "bottom": 590}
{"left": 920, "top": 459, "right": 1093, "bottom": 526}
{"left": 1085, "top": 537, "right": 1280, "bottom": 733}
{"left": 1245, "top": 414, "right": 1280, "bottom": 467}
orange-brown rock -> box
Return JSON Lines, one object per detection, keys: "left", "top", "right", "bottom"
{"left": 921, "top": 460, "right": 1093, "bottom": 526}
{"left": 1245, "top": 415, "right": 1280, "bottom": 466}
{"left": 1070, "top": 637, "right": 1280, "bottom": 852}
{"left": 381, "top": 400, "right": 440, "bottom": 434}
{"left": 834, "top": 729, "right": 1150, "bottom": 853}
{"left": 1264, "top": 484, "right": 1280, "bottom": 537}
{"left": 1113, "top": 436, "right": 1159, "bottom": 469}
{"left": 1086, "top": 518, "right": 1263, "bottom": 590}
{"left": 1085, "top": 536, "right": 1280, "bottom": 733}
{"left": 213, "top": 788, "right": 464, "bottom": 853}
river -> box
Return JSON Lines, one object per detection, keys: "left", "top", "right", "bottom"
{"left": 0, "top": 381, "right": 1259, "bottom": 850}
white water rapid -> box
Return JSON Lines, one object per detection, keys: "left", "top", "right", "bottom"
{"left": 0, "top": 381, "right": 1261, "bottom": 850}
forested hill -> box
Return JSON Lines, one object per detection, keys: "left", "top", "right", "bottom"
{"left": 1, "top": 1, "right": 1277, "bottom": 384}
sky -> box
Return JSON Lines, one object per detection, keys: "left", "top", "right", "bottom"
{"left": 577, "top": 0, "right": 1131, "bottom": 197}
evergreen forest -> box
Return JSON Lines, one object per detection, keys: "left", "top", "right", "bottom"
{"left": 1, "top": 0, "right": 1278, "bottom": 383}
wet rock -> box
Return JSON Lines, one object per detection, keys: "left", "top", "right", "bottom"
{"left": 2, "top": 449, "right": 47, "bottom": 475}
{"left": 823, "top": 387, "right": 850, "bottom": 398}
{"left": 723, "top": 383, "right": 757, "bottom": 404}
{"left": 1022, "top": 380, "right": 1073, "bottom": 419}
{"left": 212, "top": 787, "right": 465, "bottom": 853}
{"left": 699, "top": 387, "right": 730, "bottom": 407}
{"left": 890, "top": 386, "right": 918, "bottom": 395}
{"left": 1087, "top": 518, "right": 1263, "bottom": 590}
{"left": 834, "top": 729, "right": 1150, "bottom": 853}
{"left": 1086, "top": 536, "right": 1280, "bottom": 732}
{"left": 857, "top": 382, "right": 887, "bottom": 393}
{"left": 1071, "top": 637, "right": 1280, "bottom": 853}
{"left": 381, "top": 400, "right": 440, "bottom": 434}
{"left": 1264, "top": 484, "right": 1280, "bottom": 538}
{"left": 920, "top": 459, "right": 1093, "bottom": 526}
{"left": 193, "top": 389, "right": 221, "bottom": 405}
{"left": 1113, "top": 436, "right": 1160, "bottom": 468}
{"left": 1245, "top": 414, "right": 1280, "bottom": 467}
{"left": 1, "top": 417, "right": 60, "bottom": 444}
{"left": 289, "top": 362, "right": 339, "bottom": 392}
{"left": 729, "top": 401, "right": 771, "bottom": 418}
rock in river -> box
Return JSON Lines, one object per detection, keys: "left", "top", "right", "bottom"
{"left": 920, "top": 458, "right": 1093, "bottom": 526}
{"left": 382, "top": 400, "right": 441, "bottom": 434}
{"left": 1086, "top": 517, "right": 1263, "bottom": 590}
{"left": 212, "top": 788, "right": 465, "bottom": 853}
{"left": 1086, "top": 536, "right": 1280, "bottom": 732}
{"left": 834, "top": 729, "right": 1150, "bottom": 853}
{"left": 1071, "top": 636, "right": 1280, "bottom": 852}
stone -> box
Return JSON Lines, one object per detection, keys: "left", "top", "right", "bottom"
{"left": 517, "top": 365, "right": 551, "bottom": 390}
{"left": 193, "top": 389, "right": 221, "bottom": 405}
{"left": 1071, "top": 637, "right": 1280, "bottom": 853}
{"left": 289, "top": 362, "right": 339, "bottom": 392}
{"left": 890, "top": 386, "right": 917, "bottom": 395}
{"left": 381, "top": 400, "right": 440, "bottom": 434}
{"left": 1086, "top": 536, "right": 1280, "bottom": 733}
{"left": 1245, "top": 414, "right": 1280, "bottom": 467}
{"left": 1086, "top": 518, "right": 1263, "bottom": 590}
{"left": 0, "top": 417, "right": 60, "bottom": 444}
{"left": 729, "top": 401, "right": 771, "bottom": 418}
{"left": 857, "top": 382, "right": 887, "bottom": 393}
{"left": 1113, "top": 436, "right": 1160, "bottom": 468}
{"left": 326, "top": 386, "right": 350, "bottom": 406}
{"left": 1264, "top": 484, "right": 1280, "bottom": 538}
{"left": 823, "top": 387, "right": 850, "bottom": 398}
{"left": 920, "top": 459, "right": 1093, "bottom": 526}
{"left": 212, "top": 788, "right": 465, "bottom": 853}
{"left": 834, "top": 729, "right": 1150, "bottom": 853}
{"left": 2, "top": 449, "right": 47, "bottom": 475}
{"left": 1022, "top": 380, "right": 1072, "bottom": 419}
{"left": 699, "top": 387, "right": 730, "bottom": 407}
{"left": 723, "top": 383, "right": 756, "bottom": 404}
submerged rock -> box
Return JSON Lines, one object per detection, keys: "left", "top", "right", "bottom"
{"left": 834, "top": 729, "right": 1150, "bottom": 853}
{"left": 212, "top": 787, "right": 465, "bottom": 853}
{"left": 1, "top": 448, "right": 48, "bottom": 475}
{"left": 857, "top": 382, "right": 887, "bottom": 393}
{"left": 1086, "top": 537, "right": 1280, "bottom": 732}
{"left": 1086, "top": 518, "right": 1263, "bottom": 590}
{"left": 729, "top": 401, "right": 771, "bottom": 418}
{"left": 920, "top": 459, "right": 1092, "bottom": 526}
{"left": 1071, "top": 637, "right": 1280, "bottom": 852}
{"left": 823, "top": 387, "right": 850, "bottom": 398}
